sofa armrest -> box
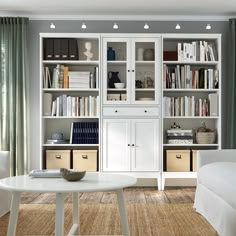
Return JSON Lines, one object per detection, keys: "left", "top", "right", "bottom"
{"left": 197, "top": 149, "right": 236, "bottom": 169}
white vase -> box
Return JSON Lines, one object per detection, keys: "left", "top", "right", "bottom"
{"left": 137, "top": 48, "right": 144, "bottom": 61}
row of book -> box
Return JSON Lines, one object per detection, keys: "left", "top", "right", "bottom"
{"left": 163, "top": 65, "right": 219, "bottom": 89}
{"left": 43, "top": 93, "right": 99, "bottom": 117}
{"left": 43, "top": 65, "right": 99, "bottom": 89}
{"left": 70, "top": 122, "right": 99, "bottom": 144}
{"left": 163, "top": 94, "right": 218, "bottom": 117}
{"left": 177, "top": 41, "right": 217, "bottom": 62}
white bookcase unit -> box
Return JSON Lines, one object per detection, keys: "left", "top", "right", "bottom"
{"left": 39, "top": 33, "right": 221, "bottom": 190}
{"left": 101, "top": 34, "right": 162, "bottom": 188}
{"left": 162, "top": 34, "right": 221, "bottom": 189}
{"left": 40, "top": 33, "right": 101, "bottom": 171}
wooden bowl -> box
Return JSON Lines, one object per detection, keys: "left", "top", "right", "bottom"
{"left": 60, "top": 168, "right": 86, "bottom": 181}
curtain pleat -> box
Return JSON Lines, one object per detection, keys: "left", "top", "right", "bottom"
{"left": 0, "top": 17, "right": 29, "bottom": 175}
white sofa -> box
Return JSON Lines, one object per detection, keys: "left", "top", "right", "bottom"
{"left": 0, "top": 151, "right": 10, "bottom": 217}
{"left": 194, "top": 150, "right": 236, "bottom": 236}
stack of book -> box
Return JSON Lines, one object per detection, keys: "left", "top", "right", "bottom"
{"left": 68, "top": 71, "right": 90, "bottom": 88}
{"left": 166, "top": 129, "right": 193, "bottom": 144}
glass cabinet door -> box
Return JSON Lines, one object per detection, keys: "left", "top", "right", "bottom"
{"left": 103, "top": 38, "right": 130, "bottom": 104}
{"left": 131, "top": 38, "right": 160, "bottom": 104}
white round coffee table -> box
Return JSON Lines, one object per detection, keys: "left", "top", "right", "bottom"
{"left": 0, "top": 173, "right": 137, "bottom": 236}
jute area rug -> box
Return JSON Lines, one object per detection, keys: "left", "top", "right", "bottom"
{"left": 0, "top": 203, "right": 217, "bottom": 236}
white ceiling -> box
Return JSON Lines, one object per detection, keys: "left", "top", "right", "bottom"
{"left": 0, "top": 0, "right": 236, "bottom": 20}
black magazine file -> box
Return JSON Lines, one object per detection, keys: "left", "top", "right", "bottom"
{"left": 44, "top": 38, "right": 54, "bottom": 60}
{"left": 68, "top": 38, "right": 79, "bottom": 60}
{"left": 43, "top": 38, "right": 79, "bottom": 60}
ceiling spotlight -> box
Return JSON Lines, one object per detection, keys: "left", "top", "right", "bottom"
{"left": 144, "top": 23, "right": 149, "bottom": 30}
{"left": 175, "top": 24, "right": 181, "bottom": 30}
{"left": 81, "top": 23, "right": 87, "bottom": 29}
{"left": 113, "top": 23, "right": 119, "bottom": 29}
{"left": 206, "top": 24, "right": 211, "bottom": 30}
{"left": 50, "top": 22, "right": 55, "bottom": 29}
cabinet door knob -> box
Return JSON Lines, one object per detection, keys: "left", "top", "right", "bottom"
{"left": 144, "top": 110, "right": 147, "bottom": 113}
{"left": 128, "top": 144, "right": 130, "bottom": 146}
{"left": 132, "top": 69, "right": 135, "bottom": 72}
{"left": 132, "top": 144, "right": 135, "bottom": 146}
{"left": 115, "top": 110, "right": 118, "bottom": 113}
{"left": 128, "top": 69, "right": 130, "bottom": 72}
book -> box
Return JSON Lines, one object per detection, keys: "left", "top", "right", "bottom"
{"left": 29, "top": 169, "right": 62, "bottom": 178}
{"left": 43, "top": 93, "right": 52, "bottom": 116}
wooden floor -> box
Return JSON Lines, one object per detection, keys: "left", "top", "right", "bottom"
{"left": 20, "top": 187, "right": 196, "bottom": 204}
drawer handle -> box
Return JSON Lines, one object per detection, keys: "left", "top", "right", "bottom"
{"left": 115, "top": 110, "right": 118, "bottom": 113}
{"left": 144, "top": 110, "right": 147, "bottom": 113}
{"left": 131, "top": 144, "right": 135, "bottom": 146}
{"left": 82, "top": 155, "right": 88, "bottom": 159}
{"left": 128, "top": 69, "right": 130, "bottom": 72}
{"left": 55, "top": 155, "right": 61, "bottom": 159}
{"left": 176, "top": 155, "right": 182, "bottom": 159}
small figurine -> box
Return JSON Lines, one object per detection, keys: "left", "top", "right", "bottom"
{"left": 84, "top": 41, "right": 93, "bottom": 60}
{"left": 171, "top": 122, "right": 181, "bottom": 129}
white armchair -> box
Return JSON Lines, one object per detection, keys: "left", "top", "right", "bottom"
{"left": 0, "top": 151, "right": 10, "bottom": 216}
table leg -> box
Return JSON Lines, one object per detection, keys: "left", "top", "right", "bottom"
{"left": 55, "top": 193, "right": 65, "bottom": 236}
{"left": 69, "top": 192, "right": 80, "bottom": 235}
{"left": 115, "top": 189, "right": 130, "bottom": 236}
{"left": 7, "top": 192, "right": 20, "bottom": 236}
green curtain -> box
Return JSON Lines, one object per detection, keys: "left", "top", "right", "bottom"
{"left": 0, "top": 17, "right": 30, "bottom": 175}
{"left": 225, "top": 19, "right": 236, "bottom": 148}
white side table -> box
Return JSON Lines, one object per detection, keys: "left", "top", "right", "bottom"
{"left": 0, "top": 173, "right": 137, "bottom": 236}
{"left": 0, "top": 151, "right": 10, "bottom": 217}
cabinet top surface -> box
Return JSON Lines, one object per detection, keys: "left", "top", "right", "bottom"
{"left": 0, "top": 173, "right": 137, "bottom": 192}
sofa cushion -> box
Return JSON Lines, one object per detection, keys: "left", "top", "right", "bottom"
{"left": 198, "top": 162, "right": 236, "bottom": 210}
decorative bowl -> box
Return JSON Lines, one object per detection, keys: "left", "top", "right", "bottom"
{"left": 60, "top": 168, "right": 86, "bottom": 181}
{"left": 52, "top": 132, "right": 63, "bottom": 140}
{"left": 114, "top": 83, "right": 125, "bottom": 89}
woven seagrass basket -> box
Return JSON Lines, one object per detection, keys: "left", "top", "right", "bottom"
{"left": 196, "top": 131, "right": 216, "bottom": 144}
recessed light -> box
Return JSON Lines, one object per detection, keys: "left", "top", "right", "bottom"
{"left": 206, "top": 24, "right": 211, "bottom": 30}
{"left": 113, "top": 23, "right": 119, "bottom": 29}
{"left": 50, "top": 23, "right": 55, "bottom": 29}
{"left": 175, "top": 24, "right": 181, "bottom": 30}
{"left": 144, "top": 23, "right": 149, "bottom": 30}
{"left": 81, "top": 23, "right": 87, "bottom": 29}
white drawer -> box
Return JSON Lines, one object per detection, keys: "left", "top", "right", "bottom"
{"left": 103, "top": 107, "right": 159, "bottom": 116}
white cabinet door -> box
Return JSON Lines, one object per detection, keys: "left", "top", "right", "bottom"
{"left": 103, "top": 119, "right": 131, "bottom": 171}
{"left": 131, "top": 38, "right": 161, "bottom": 105}
{"left": 102, "top": 38, "right": 131, "bottom": 104}
{"left": 131, "top": 119, "right": 160, "bottom": 171}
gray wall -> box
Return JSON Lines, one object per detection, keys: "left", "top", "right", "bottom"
{"left": 29, "top": 20, "right": 229, "bottom": 170}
